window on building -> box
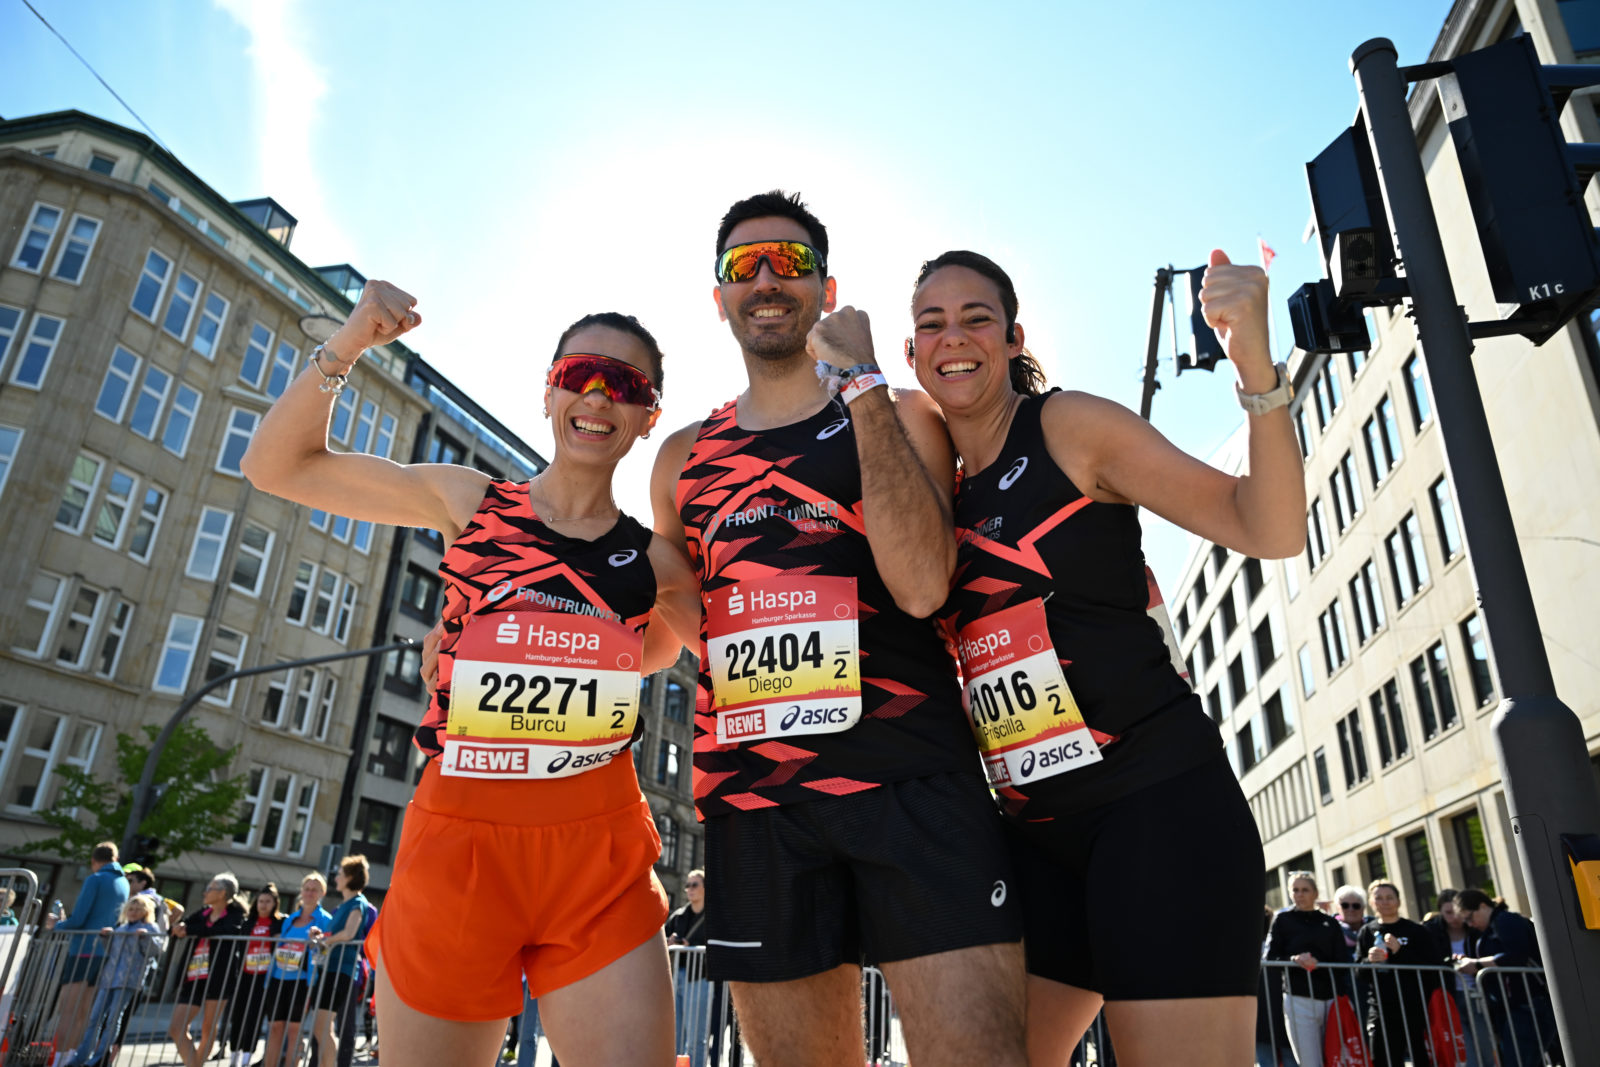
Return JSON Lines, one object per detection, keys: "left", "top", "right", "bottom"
{"left": 288, "top": 780, "right": 317, "bottom": 856}
{"left": 316, "top": 674, "right": 338, "bottom": 736}
{"left": 1253, "top": 615, "right": 1280, "bottom": 672}
{"left": 56, "top": 453, "right": 103, "bottom": 534}
{"left": 1369, "top": 678, "right": 1409, "bottom": 768}
{"left": 1319, "top": 600, "right": 1351, "bottom": 674}
{"left": 1205, "top": 685, "right": 1223, "bottom": 723}
{"left": 50, "top": 214, "right": 101, "bottom": 284}
{"left": 351, "top": 799, "right": 401, "bottom": 865}
{"left": 202, "top": 627, "right": 248, "bottom": 706}
{"left": 94, "top": 346, "right": 140, "bottom": 423}
{"left": 233, "top": 768, "right": 266, "bottom": 848}
{"left": 88, "top": 152, "right": 117, "bottom": 175}
{"left": 1337, "top": 709, "right": 1370, "bottom": 788}
{"left": 310, "top": 570, "right": 340, "bottom": 634}
{"left": 1219, "top": 590, "right": 1238, "bottom": 635}
{"left": 1363, "top": 394, "right": 1404, "bottom": 486}
{"left": 1227, "top": 654, "right": 1249, "bottom": 707}
{"left": 1295, "top": 405, "right": 1315, "bottom": 459}
{"left": 1429, "top": 477, "right": 1462, "bottom": 562}
{"left": 216, "top": 408, "right": 260, "bottom": 475}
{"left": 328, "top": 387, "right": 358, "bottom": 444}
{"left": 193, "top": 293, "right": 229, "bottom": 359}
{"left": 1364, "top": 847, "right": 1388, "bottom": 883}
{"left": 1329, "top": 451, "right": 1364, "bottom": 533}
{"left": 54, "top": 584, "right": 104, "bottom": 670}
{"left": 657, "top": 740, "right": 681, "bottom": 787}
{"left": 130, "top": 249, "right": 173, "bottom": 321}
{"left": 290, "top": 670, "right": 318, "bottom": 734}
{"left": 161, "top": 383, "right": 202, "bottom": 457}
{"left": 6, "top": 710, "right": 66, "bottom": 812}
{"left": 665, "top": 680, "right": 690, "bottom": 724}
{"left": 1460, "top": 614, "right": 1495, "bottom": 707}
{"left": 1349, "top": 558, "right": 1387, "bottom": 645}
{"left": 1403, "top": 354, "right": 1432, "bottom": 431}
{"left": 1427, "top": 641, "right": 1459, "bottom": 732}
{"left": 260, "top": 772, "right": 293, "bottom": 852}
{"left": 1312, "top": 359, "right": 1343, "bottom": 430}
{"left": 0, "top": 424, "right": 20, "bottom": 502}
{"left": 657, "top": 813, "right": 681, "bottom": 871}
{"left": 163, "top": 272, "right": 202, "bottom": 340}
{"left": 384, "top": 644, "right": 423, "bottom": 696}
{"left": 1403, "top": 831, "right": 1436, "bottom": 912}
{"left": 1199, "top": 619, "right": 1216, "bottom": 663}
{"left": 225, "top": 522, "right": 273, "bottom": 597}
{"left": 400, "top": 567, "right": 443, "bottom": 619}
{"left": 154, "top": 614, "right": 204, "bottom": 693}
{"left": 1307, "top": 498, "right": 1331, "bottom": 569}
{"left": 0, "top": 306, "right": 23, "bottom": 379}
{"left": 9, "top": 312, "right": 64, "bottom": 388}
{"left": 1450, "top": 811, "right": 1496, "bottom": 898}
{"left": 96, "top": 599, "right": 133, "bottom": 678}
{"left": 187, "top": 506, "right": 233, "bottom": 580}
{"left": 334, "top": 581, "right": 358, "bottom": 643}
{"left": 368, "top": 718, "right": 414, "bottom": 781}
{"left": 128, "top": 363, "right": 172, "bottom": 439}
{"left": 1314, "top": 747, "right": 1333, "bottom": 804}
{"left": 429, "top": 432, "right": 465, "bottom": 466}
{"left": 16, "top": 572, "right": 65, "bottom": 658}
{"left": 1236, "top": 717, "right": 1261, "bottom": 774}
{"left": 262, "top": 668, "right": 289, "bottom": 727}
{"left": 1244, "top": 557, "right": 1265, "bottom": 600}
{"left": 266, "top": 341, "right": 298, "bottom": 400}
{"left": 1298, "top": 643, "right": 1316, "bottom": 697}
{"left": 129, "top": 484, "right": 167, "bottom": 562}
{"left": 11, "top": 203, "right": 63, "bottom": 272}
{"left": 240, "top": 323, "right": 274, "bottom": 389}
{"left": 1263, "top": 688, "right": 1294, "bottom": 749}
{"left": 1385, "top": 512, "right": 1430, "bottom": 606}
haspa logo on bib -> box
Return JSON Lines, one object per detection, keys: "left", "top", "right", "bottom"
{"left": 958, "top": 628, "right": 1011, "bottom": 663}
{"left": 1019, "top": 750, "right": 1038, "bottom": 779}
{"left": 495, "top": 616, "right": 603, "bottom": 652}
{"left": 726, "top": 587, "right": 745, "bottom": 615}
{"left": 817, "top": 418, "right": 849, "bottom": 440}
{"left": 608, "top": 550, "right": 637, "bottom": 567}
{"left": 999, "top": 457, "right": 1029, "bottom": 490}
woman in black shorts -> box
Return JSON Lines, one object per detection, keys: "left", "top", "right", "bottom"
{"left": 912, "top": 249, "right": 1304, "bottom": 1065}
{"left": 169, "top": 872, "right": 248, "bottom": 1067}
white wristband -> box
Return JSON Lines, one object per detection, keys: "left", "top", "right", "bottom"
{"left": 841, "top": 372, "right": 888, "bottom": 404}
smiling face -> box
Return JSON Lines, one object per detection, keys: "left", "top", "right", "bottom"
{"left": 545, "top": 325, "right": 661, "bottom": 464}
{"left": 910, "top": 265, "right": 1023, "bottom": 414}
{"left": 713, "top": 216, "right": 837, "bottom": 362}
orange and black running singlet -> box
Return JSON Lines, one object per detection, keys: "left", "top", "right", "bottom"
{"left": 418, "top": 481, "right": 656, "bottom": 784}
{"left": 678, "top": 398, "right": 974, "bottom": 818}
{"left": 937, "top": 392, "right": 1219, "bottom": 819}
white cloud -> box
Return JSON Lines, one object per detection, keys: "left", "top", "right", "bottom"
{"left": 212, "top": 0, "right": 356, "bottom": 266}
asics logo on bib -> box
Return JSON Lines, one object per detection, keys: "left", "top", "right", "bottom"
{"left": 999, "top": 456, "right": 1029, "bottom": 490}
{"left": 959, "top": 628, "right": 1011, "bottom": 662}
{"left": 1020, "top": 751, "right": 1037, "bottom": 779}
{"left": 607, "top": 550, "right": 638, "bottom": 567}
{"left": 779, "top": 705, "right": 851, "bottom": 730}
{"left": 816, "top": 418, "right": 850, "bottom": 440}
{"left": 494, "top": 617, "right": 603, "bottom": 652}
{"left": 545, "top": 749, "right": 616, "bottom": 774}
{"left": 991, "top": 881, "right": 1008, "bottom": 907}
{"left": 1022, "top": 738, "right": 1088, "bottom": 779}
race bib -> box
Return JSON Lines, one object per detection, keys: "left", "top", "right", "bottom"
{"left": 186, "top": 941, "right": 210, "bottom": 980}
{"left": 244, "top": 947, "right": 272, "bottom": 974}
{"left": 443, "top": 610, "right": 642, "bottom": 780}
{"left": 957, "top": 600, "right": 1102, "bottom": 788}
{"left": 707, "top": 577, "right": 861, "bottom": 744}
{"left": 274, "top": 940, "right": 307, "bottom": 973}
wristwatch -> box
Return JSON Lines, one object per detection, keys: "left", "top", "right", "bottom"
{"left": 1235, "top": 361, "right": 1293, "bottom": 416}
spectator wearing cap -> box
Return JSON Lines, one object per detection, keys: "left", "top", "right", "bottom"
{"left": 46, "top": 841, "right": 129, "bottom": 1063}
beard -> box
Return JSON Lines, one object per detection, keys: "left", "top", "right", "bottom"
{"left": 733, "top": 293, "right": 816, "bottom": 362}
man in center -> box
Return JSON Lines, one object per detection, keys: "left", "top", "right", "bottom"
{"left": 649, "top": 191, "right": 1026, "bottom": 1067}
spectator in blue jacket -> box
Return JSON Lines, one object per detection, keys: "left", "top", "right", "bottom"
{"left": 45, "top": 841, "right": 129, "bottom": 1060}
{"left": 1455, "top": 889, "right": 1555, "bottom": 1067}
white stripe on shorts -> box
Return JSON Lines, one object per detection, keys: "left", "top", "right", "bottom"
{"left": 706, "top": 939, "right": 763, "bottom": 948}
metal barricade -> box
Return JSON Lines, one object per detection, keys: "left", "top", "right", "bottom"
{"left": 0, "top": 927, "right": 374, "bottom": 1067}
{"left": 1258, "top": 958, "right": 1564, "bottom": 1067}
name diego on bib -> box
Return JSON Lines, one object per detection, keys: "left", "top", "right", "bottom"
{"left": 707, "top": 576, "right": 861, "bottom": 744}
{"left": 957, "top": 599, "right": 1102, "bottom": 787}
{"left": 443, "top": 610, "right": 641, "bottom": 779}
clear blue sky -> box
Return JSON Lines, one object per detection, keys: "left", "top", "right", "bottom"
{"left": 2, "top": 0, "right": 1452, "bottom": 591}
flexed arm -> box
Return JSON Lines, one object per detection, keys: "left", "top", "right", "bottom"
{"left": 241, "top": 280, "right": 487, "bottom": 541}
{"left": 808, "top": 309, "right": 957, "bottom": 618}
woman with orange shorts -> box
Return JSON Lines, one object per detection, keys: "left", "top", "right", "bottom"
{"left": 242, "top": 281, "right": 699, "bottom": 1066}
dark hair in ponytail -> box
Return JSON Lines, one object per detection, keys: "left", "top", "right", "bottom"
{"left": 911, "top": 250, "right": 1047, "bottom": 397}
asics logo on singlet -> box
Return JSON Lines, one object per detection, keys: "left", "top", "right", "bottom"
{"left": 958, "top": 629, "right": 1011, "bottom": 663}
{"left": 998, "top": 456, "right": 1029, "bottom": 490}
{"left": 488, "top": 580, "right": 516, "bottom": 603}
{"left": 495, "top": 617, "right": 602, "bottom": 652}
{"left": 816, "top": 418, "right": 849, "bottom": 440}
{"left": 608, "top": 550, "right": 638, "bottom": 567}
{"left": 779, "top": 704, "right": 850, "bottom": 730}
{"left": 991, "top": 880, "right": 1008, "bottom": 907}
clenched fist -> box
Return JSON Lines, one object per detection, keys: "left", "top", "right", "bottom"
{"left": 326, "top": 280, "right": 422, "bottom": 364}
{"left": 1198, "top": 250, "right": 1273, "bottom": 390}
{"left": 806, "top": 306, "right": 874, "bottom": 369}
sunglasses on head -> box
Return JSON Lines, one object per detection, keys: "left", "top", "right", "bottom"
{"left": 547, "top": 354, "right": 660, "bottom": 410}
{"left": 715, "top": 240, "right": 826, "bottom": 284}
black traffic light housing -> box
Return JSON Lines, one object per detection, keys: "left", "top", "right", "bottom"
{"left": 1175, "top": 266, "right": 1226, "bottom": 374}
{"left": 1288, "top": 278, "right": 1372, "bottom": 355}
{"left": 1307, "top": 119, "right": 1399, "bottom": 302}
{"left": 1439, "top": 34, "right": 1600, "bottom": 344}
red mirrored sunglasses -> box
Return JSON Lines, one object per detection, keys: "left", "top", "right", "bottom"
{"left": 546, "top": 354, "right": 660, "bottom": 410}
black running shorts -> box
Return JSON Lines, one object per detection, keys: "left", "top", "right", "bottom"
{"left": 1008, "top": 751, "right": 1264, "bottom": 999}
{"left": 702, "top": 770, "right": 1021, "bottom": 983}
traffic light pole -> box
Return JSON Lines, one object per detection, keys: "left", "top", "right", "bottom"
{"left": 1352, "top": 38, "right": 1600, "bottom": 1061}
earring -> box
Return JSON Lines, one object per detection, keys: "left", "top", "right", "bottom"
{"left": 542, "top": 407, "right": 549, "bottom": 418}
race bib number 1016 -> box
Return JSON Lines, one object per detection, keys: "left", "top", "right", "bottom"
{"left": 957, "top": 599, "right": 1102, "bottom": 788}
{"left": 707, "top": 576, "right": 862, "bottom": 744}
